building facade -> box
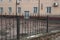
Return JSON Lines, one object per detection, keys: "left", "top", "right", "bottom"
{"left": 0, "top": 0, "right": 60, "bottom": 17}
{"left": 0, "top": 0, "right": 16, "bottom": 15}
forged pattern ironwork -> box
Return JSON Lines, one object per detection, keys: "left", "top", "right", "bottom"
{"left": 0, "top": 16, "right": 47, "bottom": 40}
{"left": 0, "top": 15, "right": 60, "bottom": 40}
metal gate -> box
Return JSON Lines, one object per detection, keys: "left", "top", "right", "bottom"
{"left": 0, "top": 16, "right": 17, "bottom": 40}
{"left": 0, "top": 15, "right": 48, "bottom": 40}
{"left": 0, "top": 15, "right": 60, "bottom": 40}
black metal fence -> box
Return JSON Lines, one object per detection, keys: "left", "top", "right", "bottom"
{"left": 0, "top": 15, "right": 60, "bottom": 40}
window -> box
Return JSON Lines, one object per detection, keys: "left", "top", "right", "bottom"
{"left": 17, "top": 7, "right": 21, "bottom": 13}
{"left": 47, "top": 7, "right": 51, "bottom": 13}
{"left": 0, "top": 0, "right": 3, "bottom": 2}
{"left": 33, "top": 7, "right": 38, "bottom": 13}
{"left": 17, "top": 0, "right": 21, "bottom": 1}
{"left": 0, "top": 7, "right": 3, "bottom": 13}
{"left": 24, "top": 11, "right": 29, "bottom": 19}
{"left": 8, "top": 7, "right": 12, "bottom": 13}
{"left": 8, "top": 0, "right": 11, "bottom": 2}
{"left": 17, "top": 0, "right": 21, "bottom": 3}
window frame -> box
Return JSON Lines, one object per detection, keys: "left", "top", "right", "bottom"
{"left": 24, "top": 11, "right": 30, "bottom": 19}
{"left": 8, "top": 0, "right": 12, "bottom": 2}
{"left": 8, "top": 7, "right": 12, "bottom": 14}
{"left": 47, "top": 7, "right": 51, "bottom": 13}
{"left": 0, "top": 0, "right": 3, "bottom": 2}
{"left": 33, "top": 7, "right": 38, "bottom": 13}
{"left": 17, "top": 7, "right": 21, "bottom": 13}
{"left": 0, "top": 7, "right": 3, "bottom": 14}
{"left": 17, "top": 0, "right": 21, "bottom": 3}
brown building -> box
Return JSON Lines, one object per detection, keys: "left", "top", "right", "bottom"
{"left": 0, "top": 0, "right": 60, "bottom": 17}
{"left": 0, "top": 0, "right": 16, "bottom": 15}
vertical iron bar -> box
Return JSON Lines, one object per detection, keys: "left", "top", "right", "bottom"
{"left": 16, "top": 0, "right": 20, "bottom": 40}
{"left": 9, "top": 18, "right": 11, "bottom": 40}
{"left": 13, "top": 14, "right": 14, "bottom": 40}
{"left": 22, "top": 19, "right": 23, "bottom": 38}
{"left": 1, "top": 15, "right": 2, "bottom": 40}
{"left": 16, "top": 16, "right": 20, "bottom": 40}
{"left": 46, "top": 15, "right": 48, "bottom": 33}
{"left": 5, "top": 13, "right": 7, "bottom": 40}
{"left": 1, "top": 13, "right": 3, "bottom": 40}
{"left": 30, "top": 19, "right": 31, "bottom": 36}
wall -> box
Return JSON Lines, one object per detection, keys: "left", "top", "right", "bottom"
{"left": 0, "top": 0, "right": 60, "bottom": 16}
{"left": 0, "top": 0, "right": 16, "bottom": 15}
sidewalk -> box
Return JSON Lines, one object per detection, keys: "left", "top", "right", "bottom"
{"left": 55, "top": 36, "right": 60, "bottom": 40}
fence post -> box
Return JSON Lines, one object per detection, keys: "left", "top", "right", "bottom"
{"left": 46, "top": 15, "right": 48, "bottom": 33}
{"left": 16, "top": 16, "right": 20, "bottom": 40}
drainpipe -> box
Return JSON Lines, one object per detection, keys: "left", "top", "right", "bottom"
{"left": 38, "top": 0, "right": 40, "bottom": 18}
